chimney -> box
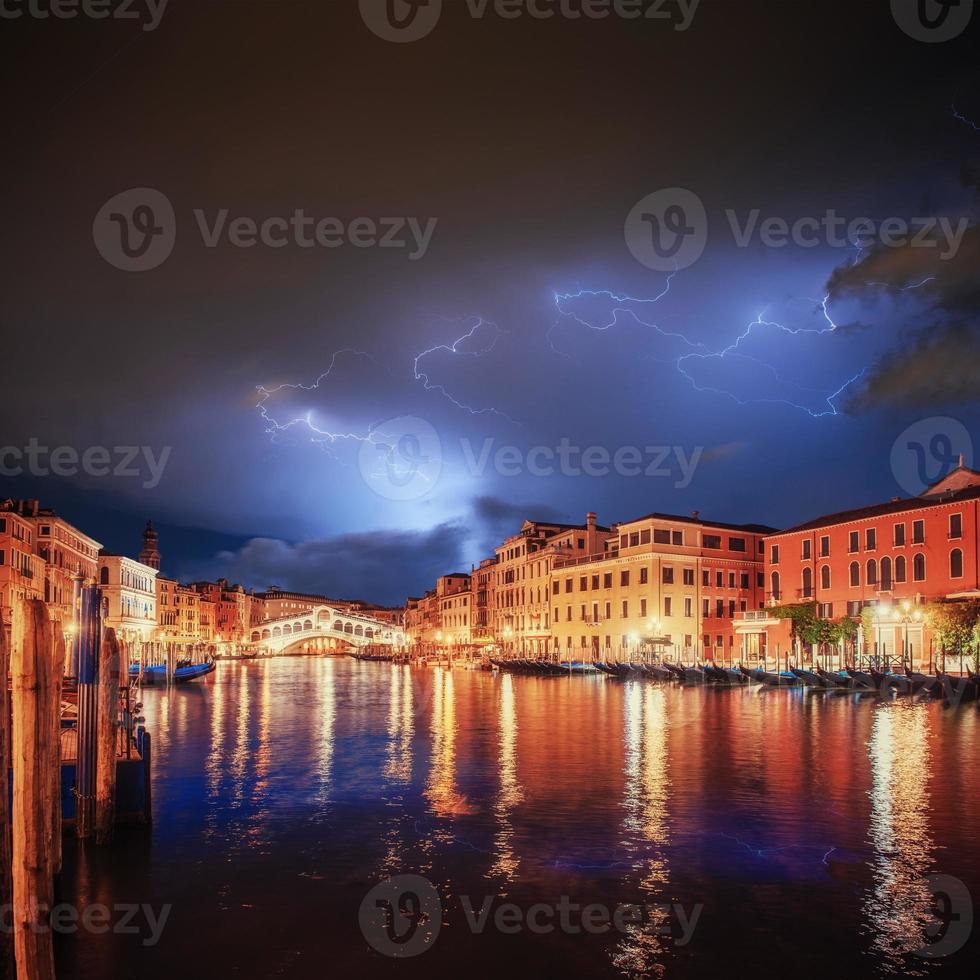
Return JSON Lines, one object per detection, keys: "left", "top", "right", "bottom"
{"left": 586, "top": 512, "right": 597, "bottom": 530}
{"left": 959, "top": 453, "right": 965, "bottom": 468}
{"left": 692, "top": 510, "right": 701, "bottom": 521}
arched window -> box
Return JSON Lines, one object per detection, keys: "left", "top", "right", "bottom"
{"left": 820, "top": 566, "right": 831, "bottom": 590}
{"left": 895, "top": 555, "right": 907, "bottom": 583}
{"left": 951, "top": 549, "right": 964, "bottom": 579}
{"left": 880, "top": 557, "right": 892, "bottom": 591}
{"left": 866, "top": 559, "right": 878, "bottom": 587}
{"left": 849, "top": 561, "right": 860, "bottom": 587}
{"left": 914, "top": 553, "right": 926, "bottom": 582}
{"left": 771, "top": 571, "right": 781, "bottom": 601}
{"left": 802, "top": 567, "right": 813, "bottom": 598}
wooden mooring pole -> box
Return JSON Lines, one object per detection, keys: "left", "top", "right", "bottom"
{"left": 11, "top": 599, "right": 57, "bottom": 980}
{"left": 95, "top": 630, "right": 122, "bottom": 846}
{"left": 75, "top": 585, "right": 101, "bottom": 840}
{"left": 0, "top": 617, "right": 13, "bottom": 980}
{"left": 50, "top": 628, "right": 65, "bottom": 878}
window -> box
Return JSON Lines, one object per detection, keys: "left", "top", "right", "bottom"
{"left": 913, "top": 553, "right": 926, "bottom": 582}
{"left": 820, "top": 536, "right": 830, "bottom": 558}
{"left": 703, "top": 535, "right": 722, "bottom": 549}
{"left": 603, "top": 573, "right": 612, "bottom": 589}
{"left": 684, "top": 597, "right": 693, "bottom": 617}
{"left": 817, "top": 602, "right": 833, "bottom": 619}
{"left": 894, "top": 523, "right": 906, "bottom": 546}
{"left": 672, "top": 531, "right": 683, "bottom": 546}
{"left": 802, "top": 540, "right": 812, "bottom": 560}
{"left": 621, "top": 600, "right": 629, "bottom": 618}
{"left": 850, "top": 561, "right": 860, "bottom": 587}
{"left": 757, "top": 572, "right": 764, "bottom": 588}
{"left": 654, "top": 529, "right": 670, "bottom": 545}
{"left": 729, "top": 600, "right": 736, "bottom": 617}
{"left": 604, "top": 602, "right": 611, "bottom": 619}
{"left": 771, "top": 571, "right": 780, "bottom": 600}
{"left": 880, "top": 557, "right": 892, "bottom": 591}
{"left": 664, "top": 597, "right": 672, "bottom": 616}
{"left": 866, "top": 528, "right": 876, "bottom": 550}
{"left": 847, "top": 600, "right": 862, "bottom": 617}
{"left": 580, "top": 576, "right": 588, "bottom": 591}
{"left": 740, "top": 572, "right": 749, "bottom": 589}
{"left": 620, "top": 570, "right": 630, "bottom": 587}
{"left": 591, "top": 574, "right": 600, "bottom": 590}
{"left": 950, "top": 514, "right": 963, "bottom": 540}
{"left": 702, "top": 570, "right": 710, "bottom": 586}
{"left": 100, "top": 567, "right": 109, "bottom": 585}
{"left": 640, "top": 529, "right": 651, "bottom": 545}
{"left": 565, "top": 579, "right": 572, "bottom": 594}
{"left": 728, "top": 572, "right": 736, "bottom": 589}
{"left": 702, "top": 599, "right": 710, "bottom": 618}
{"left": 820, "top": 566, "right": 831, "bottom": 590}
{"left": 802, "top": 567, "right": 813, "bottom": 598}
{"left": 951, "top": 549, "right": 964, "bottom": 579}
{"left": 640, "top": 598, "right": 648, "bottom": 618}
{"left": 629, "top": 533, "right": 640, "bottom": 547}
{"left": 729, "top": 537, "right": 746, "bottom": 552}
{"left": 620, "top": 534, "right": 628, "bottom": 548}
{"left": 552, "top": 580, "right": 559, "bottom": 595}
{"left": 716, "top": 571, "right": 723, "bottom": 588}
{"left": 639, "top": 567, "right": 649, "bottom": 585}
{"left": 849, "top": 531, "right": 860, "bottom": 553}
{"left": 771, "top": 544, "right": 780, "bottom": 564}
{"left": 895, "top": 555, "right": 907, "bottom": 583}
{"left": 683, "top": 568, "right": 695, "bottom": 586}
{"left": 662, "top": 567, "right": 674, "bottom": 584}
{"left": 716, "top": 599, "right": 724, "bottom": 618}
{"left": 866, "top": 559, "right": 878, "bottom": 587}
{"left": 913, "top": 520, "right": 925, "bottom": 545}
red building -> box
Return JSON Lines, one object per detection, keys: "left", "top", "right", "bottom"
{"left": 737, "top": 462, "right": 980, "bottom": 668}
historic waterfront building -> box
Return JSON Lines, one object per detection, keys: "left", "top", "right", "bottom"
{"left": 492, "top": 514, "right": 614, "bottom": 656}
{"left": 98, "top": 553, "right": 159, "bottom": 647}
{"left": 550, "top": 510, "right": 772, "bottom": 661}
{"left": 736, "top": 461, "right": 980, "bottom": 668}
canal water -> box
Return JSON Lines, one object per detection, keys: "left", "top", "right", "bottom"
{"left": 56, "top": 659, "right": 978, "bottom": 979}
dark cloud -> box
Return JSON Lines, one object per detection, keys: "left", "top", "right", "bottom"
{"left": 471, "top": 495, "right": 573, "bottom": 556}
{"left": 846, "top": 321, "right": 980, "bottom": 413}
{"left": 184, "top": 521, "right": 468, "bottom": 606}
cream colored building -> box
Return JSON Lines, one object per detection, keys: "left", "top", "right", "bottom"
{"left": 99, "top": 553, "right": 158, "bottom": 647}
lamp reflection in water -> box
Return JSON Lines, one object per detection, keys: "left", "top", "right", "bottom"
{"left": 383, "top": 664, "right": 414, "bottom": 785}
{"left": 864, "top": 704, "right": 935, "bottom": 969}
{"left": 313, "top": 658, "right": 336, "bottom": 810}
{"left": 489, "top": 673, "right": 524, "bottom": 882}
{"left": 612, "top": 683, "right": 672, "bottom": 978}
{"left": 425, "top": 668, "right": 472, "bottom": 825}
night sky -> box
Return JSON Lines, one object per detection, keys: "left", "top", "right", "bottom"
{"left": 1, "top": 1, "right": 978, "bottom": 604}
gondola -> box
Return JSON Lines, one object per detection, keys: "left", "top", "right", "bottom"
{"left": 816, "top": 667, "right": 853, "bottom": 689}
{"left": 641, "top": 664, "right": 675, "bottom": 681}
{"left": 754, "top": 669, "right": 801, "bottom": 687}
{"left": 870, "top": 669, "right": 913, "bottom": 695}
{"left": 845, "top": 668, "right": 876, "bottom": 690}
{"left": 906, "top": 671, "right": 943, "bottom": 696}
{"left": 939, "top": 673, "right": 980, "bottom": 705}
{"left": 791, "top": 668, "right": 834, "bottom": 689}
{"left": 129, "top": 659, "right": 216, "bottom": 684}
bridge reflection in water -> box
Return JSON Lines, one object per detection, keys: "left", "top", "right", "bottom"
{"left": 56, "top": 660, "right": 979, "bottom": 980}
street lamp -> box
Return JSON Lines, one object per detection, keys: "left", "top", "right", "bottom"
{"left": 898, "top": 600, "right": 923, "bottom": 672}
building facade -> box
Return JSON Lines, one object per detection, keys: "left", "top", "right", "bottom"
{"left": 99, "top": 553, "right": 159, "bottom": 647}
{"left": 736, "top": 463, "right": 980, "bottom": 668}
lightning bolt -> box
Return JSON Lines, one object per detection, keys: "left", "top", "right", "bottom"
{"left": 952, "top": 103, "right": 980, "bottom": 132}
{"left": 552, "top": 279, "right": 867, "bottom": 418}
{"left": 413, "top": 316, "right": 518, "bottom": 422}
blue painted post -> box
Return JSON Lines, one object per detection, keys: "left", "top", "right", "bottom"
{"left": 68, "top": 571, "right": 84, "bottom": 680}
{"left": 75, "top": 585, "right": 101, "bottom": 839}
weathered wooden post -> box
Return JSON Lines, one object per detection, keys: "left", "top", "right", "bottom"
{"left": 166, "top": 642, "right": 175, "bottom": 687}
{"left": 95, "top": 629, "right": 122, "bottom": 845}
{"left": 76, "top": 585, "right": 102, "bottom": 840}
{"left": 11, "top": 600, "right": 57, "bottom": 980}
{"left": 0, "top": 616, "right": 13, "bottom": 980}
{"left": 50, "top": 628, "right": 65, "bottom": 877}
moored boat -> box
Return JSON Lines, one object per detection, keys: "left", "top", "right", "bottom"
{"left": 130, "top": 659, "right": 216, "bottom": 684}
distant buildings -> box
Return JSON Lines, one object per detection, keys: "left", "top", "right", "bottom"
{"left": 406, "top": 463, "right": 980, "bottom": 669}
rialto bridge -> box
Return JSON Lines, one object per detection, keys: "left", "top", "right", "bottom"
{"left": 248, "top": 605, "right": 406, "bottom": 656}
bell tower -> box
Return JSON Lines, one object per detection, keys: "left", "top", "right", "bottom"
{"left": 140, "top": 519, "right": 161, "bottom": 570}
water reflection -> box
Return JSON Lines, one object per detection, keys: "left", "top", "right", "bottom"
{"left": 864, "top": 704, "right": 935, "bottom": 972}
{"left": 613, "top": 683, "right": 672, "bottom": 978}
{"left": 489, "top": 673, "right": 524, "bottom": 883}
